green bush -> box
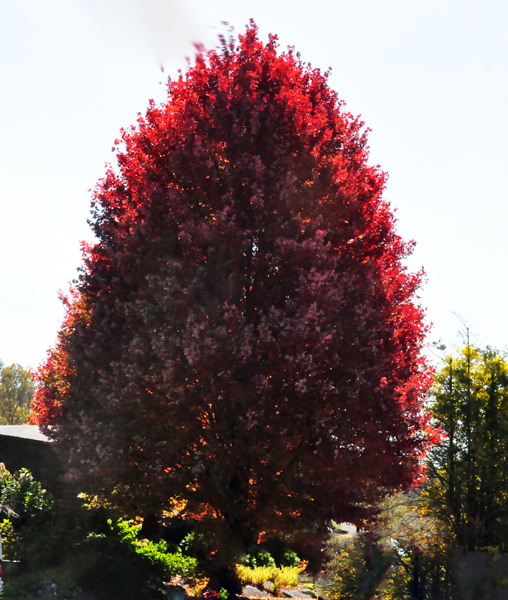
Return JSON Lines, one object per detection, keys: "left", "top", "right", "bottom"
{"left": 0, "top": 467, "right": 199, "bottom": 597}
{"left": 240, "top": 550, "right": 277, "bottom": 568}
{"left": 282, "top": 550, "right": 301, "bottom": 568}
{"left": 73, "top": 532, "right": 154, "bottom": 600}
{"left": 0, "top": 465, "right": 73, "bottom": 568}
{"left": 13, "top": 518, "right": 80, "bottom": 568}
{"left": 0, "top": 465, "right": 54, "bottom": 525}
{"left": 256, "top": 550, "right": 276, "bottom": 568}
{"left": 113, "top": 517, "right": 198, "bottom": 579}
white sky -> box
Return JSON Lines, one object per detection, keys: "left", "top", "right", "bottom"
{"left": 1, "top": 0, "right": 507, "bottom": 368}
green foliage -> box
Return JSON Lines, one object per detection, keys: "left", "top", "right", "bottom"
{"left": 113, "top": 517, "right": 198, "bottom": 579}
{"left": 282, "top": 550, "right": 301, "bottom": 567}
{"left": 255, "top": 550, "right": 276, "bottom": 568}
{"left": 1, "top": 540, "right": 155, "bottom": 600}
{"left": 180, "top": 531, "right": 196, "bottom": 554}
{"left": 72, "top": 532, "right": 155, "bottom": 600}
{"left": 0, "top": 465, "right": 53, "bottom": 526}
{"left": 0, "top": 468, "right": 200, "bottom": 599}
{"left": 241, "top": 548, "right": 301, "bottom": 569}
{"left": 219, "top": 587, "right": 229, "bottom": 600}
{"left": 16, "top": 518, "right": 80, "bottom": 569}
{"left": 0, "top": 465, "right": 90, "bottom": 575}
{"left": 0, "top": 465, "right": 64, "bottom": 567}
{"left": 240, "top": 554, "right": 257, "bottom": 568}
{"left": 0, "top": 362, "right": 34, "bottom": 425}
{"left": 240, "top": 549, "right": 278, "bottom": 568}
{"left": 0, "top": 468, "right": 196, "bottom": 597}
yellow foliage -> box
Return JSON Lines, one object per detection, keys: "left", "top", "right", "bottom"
{"left": 235, "top": 562, "right": 307, "bottom": 594}
{"left": 0, "top": 518, "right": 20, "bottom": 560}
{"left": 78, "top": 490, "right": 187, "bottom": 521}
{"left": 184, "top": 576, "right": 209, "bottom": 597}
{"left": 161, "top": 497, "right": 188, "bottom": 520}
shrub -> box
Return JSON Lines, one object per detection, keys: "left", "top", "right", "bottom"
{"left": 14, "top": 517, "right": 84, "bottom": 569}
{"left": 282, "top": 551, "right": 301, "bottom": 568}
{"left": 72, "top": 532, "right": 154, "bottom": 600}
{"left": 0, "top": 465, "right": 53, "bottom": 525}
{"left": 0, "top": 465, "right": 76, "bottom": 568}
{"left": 256, "top": 551, "right": 276, "bottom": 568}
{"left": 241, "top": 550, "right": 277, "bottom": 569}
{"left": 113, "top": 517, "right": 198, "bottom": 579}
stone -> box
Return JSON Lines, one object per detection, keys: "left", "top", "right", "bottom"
{"left": 72, "top": 585, "right": 98, "bottom": 600}
{"left": 281, "top": 590, "right": 315, "bottom": 599}
{"left": 30, "top": 580, "right": 58, "bottom": 598}
{"left": 242, "top": 585, "right": 273, "bottom": 597}
{"left": 165, "top": 585, "right": 187, "bottom": 600}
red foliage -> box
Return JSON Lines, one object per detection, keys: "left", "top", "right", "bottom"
{"left": 32, "top": 23, "right": 437, "bottom": 554}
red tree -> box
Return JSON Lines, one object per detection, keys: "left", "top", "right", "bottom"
{"left": 32, "top": 24, "right": 436, "bottom": 557}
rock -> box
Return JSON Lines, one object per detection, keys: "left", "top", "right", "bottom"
{"left": 30, "top": 580, "right": 58, "bottom": 598}
{"left": 148, "top": 587, "right": 167, "bottom": 600}
{"left": 165, "top": 584, "right": 187, "bottom": 600}
{"left": 242, "top": 585, "right": 273, "bottom": 597}
{"left": 71, "top": 585, "right": 99, "bottom": 600}
{"left": 281, "top": 591, "right": 315, "bottom": 599}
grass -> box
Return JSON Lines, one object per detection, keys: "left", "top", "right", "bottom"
{"left": 235, "top": 562, "right": 308, "bottom": 594}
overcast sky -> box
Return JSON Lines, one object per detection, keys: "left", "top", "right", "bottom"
{"left": 1, "top": 0, "right": 507, "bottom": 368}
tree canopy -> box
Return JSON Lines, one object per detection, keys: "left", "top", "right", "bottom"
{"left": 32, "top": 24, "right": 435, "bottom": 557}
{"left": 0, "top": 362, "right": 34, "bottom": 425}
{"left": 427, "top": 341, "right": 508, "bottom": 551}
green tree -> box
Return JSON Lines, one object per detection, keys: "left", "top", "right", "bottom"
{"left": 0, "top": 362, "right": 34, "bottom": 425}
{"left": 427, "top": 341, "right": 508, "bottom": 551}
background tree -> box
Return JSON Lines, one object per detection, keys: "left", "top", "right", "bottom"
{"left": 323, "top": 528, "right": 391, "bottom": 600}
{"left": 323, "top": 491, "right": 451, "bottom": 600}
{"left": 0, "top": 362, "right": 34, "bottom": 425}
{"left": 375, "top": 490, "right": 451, "bottom": 600}
{"left": 32, "top": 23, "right": 436, "bottom": 562}
{"left": 427, "top": 341, "right": 508, "bottom": 551}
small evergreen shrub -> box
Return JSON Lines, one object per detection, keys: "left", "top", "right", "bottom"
{"left": 282, "top": 550, "right": 301, "bottom": 568}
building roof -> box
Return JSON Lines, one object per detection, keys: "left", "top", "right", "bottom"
{"left": 0, "top": 425, "right": 51, "bottom": 442}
